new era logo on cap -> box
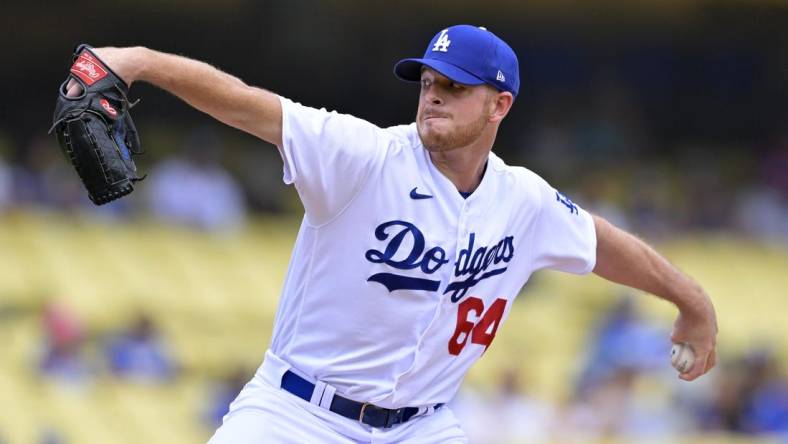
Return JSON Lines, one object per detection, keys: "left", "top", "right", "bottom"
{"left": 394, "top": 24, "right": 520, "bottom": 97}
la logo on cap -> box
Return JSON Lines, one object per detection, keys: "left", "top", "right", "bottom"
{"left": 432, "top": 29, "right": 451, "bottom": 52}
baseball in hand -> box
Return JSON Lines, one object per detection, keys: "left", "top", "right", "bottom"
{"left": 671, "top": 343, "right": 695, "bottom": 374}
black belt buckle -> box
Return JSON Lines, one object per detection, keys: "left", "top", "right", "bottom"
{"left": 359, "top": 403, "right": 403, "bottom": 428}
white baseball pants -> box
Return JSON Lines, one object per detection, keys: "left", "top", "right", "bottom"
{"left": 207, "top": 351, "right": 468, "bottom": 444}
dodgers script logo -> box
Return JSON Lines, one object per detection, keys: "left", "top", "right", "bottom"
{"left": 365, "top": 220, "right": 514, "bottom": 303}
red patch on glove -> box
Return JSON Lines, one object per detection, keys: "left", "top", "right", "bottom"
{"left": 70, "top": 51, "right": 108, "bottom": 86}
{"left": 100, "top": 99, "right": 117, "bottom": 117}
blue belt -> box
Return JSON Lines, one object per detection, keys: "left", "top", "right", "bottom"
{"left": 280, "top": 370, "right": 443, "bottom": 428}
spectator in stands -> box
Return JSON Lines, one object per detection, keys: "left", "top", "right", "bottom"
{"left": 490, "top": 368, "right": 555, "bottom": 443}
{"left": 39, "top": 426, "right": 66, "bottom": 444}
{"left": 0, "top": 149, "right": 11, "bottom": 211}
{"left": 561, "top": 365, "right": 685, "bottom": 441}
{"left": 38, "top": 302, "right": 95, "bottom": 387}
{"left": 104, "top": 312, "right": 177, "bottom": 382}
{"left": 577, "top": 172, "right": 631, "bottom": 232}
{"left": 204, "top": 366, "right": 250, "bottom": 428}
{"left": 691, "top": 359, "right": 742, "bottom": 432}
{"left": 733, "top": 348, "right": 788, "bottom": 434}
{"left": 735, "top": 134, "right": 788, "bottom": 242}
{"left": 573, "top": 71, "right": 647, "bottom": 166}
{"left": 575, "top": 294, "right": 669, "bottom": 397}
{"left": 10, "top": 136, "right": 61, "bottom": 207}
{"left": 692, "top": 347, "right": 788, "bottom": 436}
{"left": 451, "top": 368, "right": 555, "bottom": 443}
{"left": 146, "top": 128, "right": 246, "bottom": 231}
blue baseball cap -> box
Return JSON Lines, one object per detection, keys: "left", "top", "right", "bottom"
{"left": 394, "top": 25, "right": 520, "bottom": 97}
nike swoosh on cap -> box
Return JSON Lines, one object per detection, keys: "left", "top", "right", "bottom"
{"left": 409, "top": 187, "right": 433, "bottom": 200}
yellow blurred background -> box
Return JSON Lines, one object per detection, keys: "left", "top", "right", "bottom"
{"left": 1, "top": 212, "right": 786, "bottom": 443}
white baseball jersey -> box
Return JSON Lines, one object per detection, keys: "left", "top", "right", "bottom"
{"left": 267, "top": 97, "right": 597, "bottom": 409}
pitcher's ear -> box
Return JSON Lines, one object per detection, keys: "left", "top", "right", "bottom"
{"left": 490, "top": 91, "right": 514, "bottom": 123}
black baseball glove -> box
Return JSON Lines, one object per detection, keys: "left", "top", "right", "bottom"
{"left": 49, "top": 44, "right": 145, "bottom": 205}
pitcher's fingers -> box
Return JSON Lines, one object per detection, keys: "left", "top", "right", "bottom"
{"left": 704, "top": 348, "right": 717, "bottom": 373}
{"left": 66, "top": 79, "right": 83, "bottom": 98}
{"left": 680, "top": 349, "right": 709, "bottom": 382}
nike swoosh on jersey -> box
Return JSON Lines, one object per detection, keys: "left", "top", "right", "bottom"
{"left": 409, "top": 187, "right": 433, "bottom": 200}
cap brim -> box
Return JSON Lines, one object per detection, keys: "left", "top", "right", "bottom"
{"left": 393, "top": 58, "right": 486, "bottom": 86}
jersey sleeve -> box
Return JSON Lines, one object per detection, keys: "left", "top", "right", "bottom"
{"left": 277, "top": 96, "right": 387, "bottom": 226}
{"left": 528, "top": 176, "right": 597, "bottom": 274}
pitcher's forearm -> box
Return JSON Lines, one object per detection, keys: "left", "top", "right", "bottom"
{"left": 592, "top": 215, "right": 713, "bottom": 316}
{"left": 123, "top": 47, "right": 282, "bottom": 145}
{"left": 136, "top": 48, "right": 244, "bottom": 109}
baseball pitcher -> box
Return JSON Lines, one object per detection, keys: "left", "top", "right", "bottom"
{"left": 52, "top": 25, "right": 718, "bottom": 443}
